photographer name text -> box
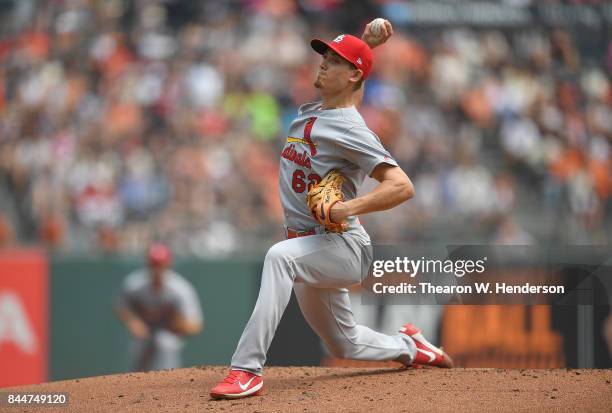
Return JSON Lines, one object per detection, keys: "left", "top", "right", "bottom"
{"left": 371, "top": 282, "right": 565, "bottom": 295}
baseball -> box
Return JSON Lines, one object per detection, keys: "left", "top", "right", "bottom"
{"left": 370, "top": 18, "right": 387, "bottom": 37}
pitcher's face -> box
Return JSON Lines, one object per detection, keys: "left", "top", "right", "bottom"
{"left": 314, "top": 49, "right": 362, "bottom": 94}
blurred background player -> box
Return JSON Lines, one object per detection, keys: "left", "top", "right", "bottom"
{"left": 115, "top": 242, "right": 203, "bottom": 371}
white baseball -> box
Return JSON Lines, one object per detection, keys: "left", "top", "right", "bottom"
{"left": 370, "top": 18, "right": 387, "bottom": 37}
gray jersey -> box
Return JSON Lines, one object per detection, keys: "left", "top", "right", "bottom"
{"left": 115, "top": 268, "right": 203, "bottom": 351}
{"left": 279, "top": 101, "right": 398, "bottom": 231}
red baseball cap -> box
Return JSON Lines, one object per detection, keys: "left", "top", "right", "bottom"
{"left": 147, "top": 242, "right": 172, "bottom": 266}
{"left": 311, "top": 34, "right": 373, "bottom": 79}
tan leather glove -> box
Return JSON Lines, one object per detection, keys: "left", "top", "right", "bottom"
{"left": 306, "top": 169, "right": 347, "bottom": 233}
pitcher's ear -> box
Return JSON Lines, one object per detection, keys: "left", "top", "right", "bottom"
{"left": 350, "top": 68, "right": 364, "bottom": 83}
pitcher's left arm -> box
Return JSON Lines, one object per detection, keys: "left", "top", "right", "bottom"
{"left": 331, "top": 163, "right": 413, "bottom": 223}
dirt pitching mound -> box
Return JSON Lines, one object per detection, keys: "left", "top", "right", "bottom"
{"left": 3, "top": 366, "right": 611, "bottom": 412}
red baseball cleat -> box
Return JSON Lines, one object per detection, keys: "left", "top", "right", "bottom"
{"left": 210, "top": 369, "right": 263, "bottom": 399}
{"left": 399, "top": 323, "right": 453, "bottom": 368}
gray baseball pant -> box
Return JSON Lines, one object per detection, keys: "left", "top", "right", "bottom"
{"left": 231, "top": 227, "right": 415, "bottom": 374}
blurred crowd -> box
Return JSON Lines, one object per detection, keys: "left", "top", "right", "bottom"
{"left": 0, "top": 0, "right": 610, "bottom": 256}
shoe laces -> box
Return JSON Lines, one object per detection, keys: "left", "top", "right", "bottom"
{"left": 223, "top": 370, "right": 243, "bottom": 384}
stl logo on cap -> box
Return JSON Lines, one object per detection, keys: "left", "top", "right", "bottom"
{"left": 333, "top": 34, "right": 345, "bottom": 43}
{"left": 356, "top": 57, "right": 362, "bottom": 65}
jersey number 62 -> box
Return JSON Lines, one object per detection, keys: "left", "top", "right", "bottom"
{"left": 292, "top": 170, "right": 321, "bottom": 193}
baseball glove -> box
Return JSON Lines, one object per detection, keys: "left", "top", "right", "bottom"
{"left": 306, "top": 169, "right": 347, "bottom": 233}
